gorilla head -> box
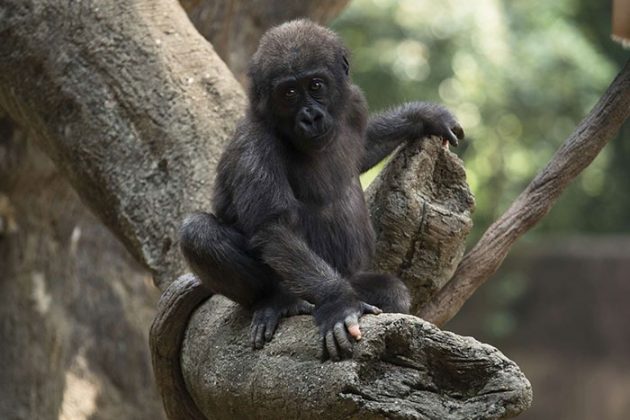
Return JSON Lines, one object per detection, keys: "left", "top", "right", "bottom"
{"left": 247, "top": 20, "right": 351, "bottom": 153}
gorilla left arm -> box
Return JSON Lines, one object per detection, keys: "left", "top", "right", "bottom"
{"left": 360, "top": 102, "right": 464, "bottom": 173}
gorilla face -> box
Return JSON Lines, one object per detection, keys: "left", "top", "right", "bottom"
{"left": 269, "top": 69, "right": 338, "bottom": 153}
{"left": 246, "top": 20, "right": 351, "bottom": 155}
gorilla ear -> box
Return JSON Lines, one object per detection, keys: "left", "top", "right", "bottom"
{"left": 342, "top": 55, "right": 350, "bottom": 76}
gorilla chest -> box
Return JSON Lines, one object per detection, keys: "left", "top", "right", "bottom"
{"left": 296, "top": 184, "right": 374, "bottom": 276}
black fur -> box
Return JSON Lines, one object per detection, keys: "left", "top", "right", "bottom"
{"left": 180, "top": 20, "right": 463, "bottom": 360}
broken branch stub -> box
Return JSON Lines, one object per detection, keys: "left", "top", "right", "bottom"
{"left": 367, "top": 137, "right": 475, "bottom": 314}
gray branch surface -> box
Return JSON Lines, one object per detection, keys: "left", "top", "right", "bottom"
{"left": 151, "top": 139, "right": 531, "bottom": 419}
{"left": 156, "top": 278, "right": 531, "bottom": 420}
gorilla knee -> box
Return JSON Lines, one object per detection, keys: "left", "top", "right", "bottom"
{"left": 179, "top": 212, "right": 219, "bottom": 259}
{"left": 350, "top": 273, "right": 411, "bottom": 314}
{"left": 383, "top": 276, "right": 411, "bottom": 314}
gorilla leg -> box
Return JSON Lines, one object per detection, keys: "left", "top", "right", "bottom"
{"left": 179, "top": 212, "right": 272, "bottom": 307}
{"left": 179, "top": 212, "right": 313, "bottom": 349}
{"left": 349, "top": 272, "right": 411, "bottom": 314}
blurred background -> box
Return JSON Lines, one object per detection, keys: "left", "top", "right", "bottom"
{"left": 332, "top": 0, "right": 629, "bottom": 418}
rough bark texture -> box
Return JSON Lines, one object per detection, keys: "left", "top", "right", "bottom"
{"left": 179, "top": 294, "right": 531, "bottom": 420}
{"left": 0, "top": 118, "right": 164, "bottom": 419}
{"left": 419, "top": 59, "right": 630, "bottom": 327}
{"left": 150, "top": 139, "right": 530, "bottom": 419}
{"left": 181, "top": 0, "right": 351, "bottom": 82}
{"left": 367, "top": 138, "right": 474, "bottom": 313}
{"left": 150, "top": 274, "right": 210, "bottom": 420}
{"left": 0, "top": 0, "right": 246, "bottom": 289}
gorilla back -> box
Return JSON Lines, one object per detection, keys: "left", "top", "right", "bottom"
{"left": 181, "top": 19, "right": 464, "bottom": 360}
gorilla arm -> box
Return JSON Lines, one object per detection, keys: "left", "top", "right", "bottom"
{"left": 360, "top": 102, "right": 465, "bottom": 173}
{"left": 251, "top": 223, "right": 381, "bottom": 360}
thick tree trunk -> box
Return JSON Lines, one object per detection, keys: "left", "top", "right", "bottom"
{"left": 0, "top": 117, "right": 164, "bottom": 419}
{"left": 0, "top": 0, "right": 245, "bottom": 289}
{"left": 180, "top": 0, "right": 352, "bottom": 82}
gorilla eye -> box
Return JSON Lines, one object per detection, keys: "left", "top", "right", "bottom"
{"left": 309, "top": 79, "right": 324, "bottom": 91}
{"left": 285, "top": 87, "right": 297, "bottom": 98}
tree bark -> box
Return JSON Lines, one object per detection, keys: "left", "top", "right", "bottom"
{"left": 367, "top": 138, "right": 475, "bottom": 314}
{"left": 0, "top": 116, "right": 165, "bottom": 419}
{"left": 180, "top": 0, "right": 351, "bottom": 82}
{"left": 0, "top": 0, "right": 246, "bottom": 289}
{"left": 155, "top": 279, "right": 531, "bottom": 420}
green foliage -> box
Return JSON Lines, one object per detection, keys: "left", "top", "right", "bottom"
{"left": 334, "top": 0, "right": 628, "bottom": 237}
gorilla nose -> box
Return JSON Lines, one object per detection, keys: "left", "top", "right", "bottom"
{"left": 298, "top": 107, "right": 324, "bottom": 128}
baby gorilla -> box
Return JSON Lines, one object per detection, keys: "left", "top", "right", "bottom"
{"left": 180, "top": 19, "right": 463, "bottom": 360}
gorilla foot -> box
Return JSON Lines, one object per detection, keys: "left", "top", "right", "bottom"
{"left": 249, "top": 292, "right": 314, "bottom": 349}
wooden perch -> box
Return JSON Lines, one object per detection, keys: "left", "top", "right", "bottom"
{"left": 150, "top": 138, "right": 530, "bottom": 420}
{"left": 420, "top": 59, "right": 630, "bottom": 327}
{"left": 151, "top": 277, "right": 531, "bottom": 420}
{"left": 184, "top": 296, "right": 531, "bottom": 419}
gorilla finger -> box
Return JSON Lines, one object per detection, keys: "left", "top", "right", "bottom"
{"left": 255, "top": 323, "right": 266, "bottom": 349}
{"left": 318, "top": 336, "right": 327, "bottom": 361}
{"left": 452, "top": 123, "right": 465, "bottom": 140}
{"left": 344, "top": 314, "right": 361, "bottom": 340}
{"left": 325, "top": 330, "right": 340, "bottom": 361}
{"left": 250, "top": 323, "right": 259, "bottom": 349}
{"left": 264, "top": 317, "right": 278, "bottom": 341}
{"left": 361, "top": 302, "right": 382, "bottom": 315}
{"left": 333, "top": 322, "right": 353, "bottom": 358}
{"left": 297, "top": 301, "right": 315, "bottom": 315}
{"left": 444, "top": 128, "right": 459, "bottom": 147}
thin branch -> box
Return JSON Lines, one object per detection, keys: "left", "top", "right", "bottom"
{"left": 420, "top": 59, "right": 630, "bottom": 327}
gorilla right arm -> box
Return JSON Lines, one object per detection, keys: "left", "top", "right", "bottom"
{"left": 360, "top": 102, "right": 464, "bottom": 173}
{"left": 251, "top": 223, "right": 380, "bottom": 359}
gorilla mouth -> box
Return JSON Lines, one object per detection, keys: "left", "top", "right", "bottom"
{"left": 291, "top": 127, "right": 333, "bottom": 153}
{"left": 309, "top": 127, "right": 332, "bottom": 141}
{"left": 294, "top": 124, "right": 332, "bottom": 143}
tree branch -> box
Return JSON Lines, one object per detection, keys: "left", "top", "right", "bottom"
{"left": 153, "top": 276, "right": 531, "bottom": 420}
{"left": 419, "top": 59, "right": 630, "bottom": 326}
{"left": 366, "top": 137, "right": 475, "bottom": 313}
{"left": 0, "top": 0, "right": 245, "bottom": 288}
